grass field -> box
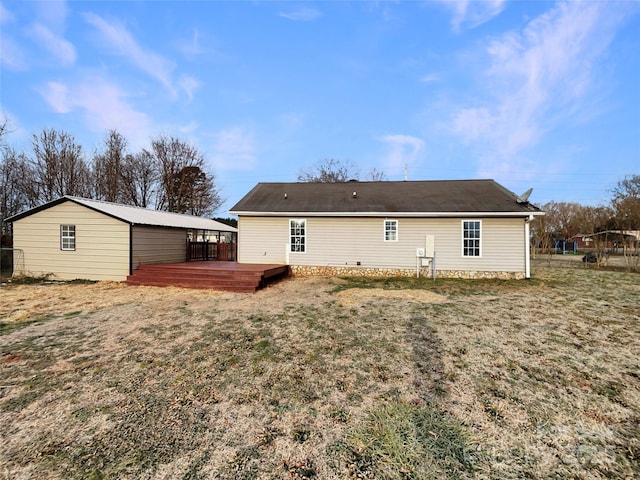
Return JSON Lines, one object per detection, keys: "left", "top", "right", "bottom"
{"left": 1, "top": 262, "right": 638, "bottom": 479}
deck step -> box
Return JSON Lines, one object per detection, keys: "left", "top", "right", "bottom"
{"left": 125, "top": 278, "right": 258, "bottom": 293}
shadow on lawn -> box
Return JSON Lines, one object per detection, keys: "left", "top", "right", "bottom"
{"left": 406, "top": 315, "right": 447, "bottom": 400}
{"left": 338, "top": 315, "right": 477, "bottom": 479}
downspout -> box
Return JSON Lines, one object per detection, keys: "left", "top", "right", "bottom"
{"left": 524, "top": 215, "right": 534, "bottom": 280}
{"left": 129, "top": 224, "right": 133, "bottom": 276}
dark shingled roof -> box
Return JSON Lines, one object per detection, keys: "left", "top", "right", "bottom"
{"left": 230, "top": 180, "right": 543, "bottom": 216}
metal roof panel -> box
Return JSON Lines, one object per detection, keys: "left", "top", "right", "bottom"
{"left": 7, "top": 196, "right": 238, "bottom": 232}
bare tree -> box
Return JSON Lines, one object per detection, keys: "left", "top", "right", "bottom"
{"left": 146, "top": 135, "right": 222, "bottom": 216}
{"left": 0, "top": 148, "right": 32, "bottom": 233}
{"left": 0, "top": 117, "right": 9, "bottom": 150}
{"left": 93, "top": 130, "right": 128, "bottom": 203}
{"left": 575, "top": 204, "right": 615, "bottom": 267}
{"left": 531, "top": 206, "right": 555, "bottom": 262}
{"left": 168, "top": 165, "right": 219, "bottom": 216}
{"left": 540, "top": 201, "right": 583, "bottom": 244}
{"left": 611, "top": 174, "right": 640, "bottom": 230}
{"left": 611, "top": 174, "right": 640, "bottom": 271}
{"left": 298, "top": 159, "right": 358, "bottom": 183}
{"left": 120, "top": 151, "right": 159, "bottom": 209}
{"left": 31, "top": 128, "right": 92, "bottom": 202}
{"left": 0, "top": 118, "right": 23, "bottom": 246}
{"left": 365, "top": 167, "right": 387, "bottom": 181}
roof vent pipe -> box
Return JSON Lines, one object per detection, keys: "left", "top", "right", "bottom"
{"left": 352, "top": 191, "right": 357, "bottom": 198}
{"left": 284, "top": 193, "right": 287, "bottom": 199}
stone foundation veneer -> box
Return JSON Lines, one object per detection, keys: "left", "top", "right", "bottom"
{"left": 289, "top": 265, "right": 525, "bottom": 280}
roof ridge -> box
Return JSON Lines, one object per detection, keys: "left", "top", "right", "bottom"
{"left": 256, "top": 179, "right": 495, "bottom": 185}
{"left": 68, "top": 196, "right": 216, "bottom": 220}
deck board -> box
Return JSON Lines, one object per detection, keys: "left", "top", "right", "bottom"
{"left": 125, "top": 261, "right": 289, "bottom": 292}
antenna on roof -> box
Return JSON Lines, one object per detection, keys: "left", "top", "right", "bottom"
{"left": 404, "top": 164, "right": 408, "bottom": 181}
{"left": 516, "top": 188, "right": 533, "bottom": 204}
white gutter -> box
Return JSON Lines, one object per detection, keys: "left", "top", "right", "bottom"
{"left": 230, "top": 210, "right": 545, "bottom": 218}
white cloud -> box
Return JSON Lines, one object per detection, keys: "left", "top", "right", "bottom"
{"left": 38, "top": 77, "right": 151, "bottom": 147}
{"left": 3, "top": 1, "right": 75, "bottom": 69}
{"left": 420, "top": 73, "right": 440, "bottom": 84}
{"left": 179, "top": 121, "right": 199, "bottom": 134}
{"left": 40, "top": 81, "right": 72, "bottom": 113}
{"left": 276, "top": 112, "right": 305, "bottom": 134}
{"left": 84, "top": 12, "right": 175, "bottom": 93}
{"left": 439, "top": 0, "right": 506, "bottom": 31}
{"left": 279, "top": 7, "right": 322, "bottom": 22}
{"left": 475, "top": 153, "right": 548, "bottom": 186}
{"left": 178, "top": 74, "right": 201, "bottom": 102}
{"left": 0, "top": 35, "right": 28, "bottom": 70}
{"left": 0, "top": 107, "right": 29, "bottom": 146}
{"left": 28, "top": 23, "right": 76, "bottom": 65}
{"left": 449, "top": 1, "right": 628, "bottom": 175}
{"left": 177, "top": 29, "right": 206, "bottom": 58}
{"left": 0, "top": 3, "right": 15, "bottom": 24}
{"left": 378, "top": 134, "right": 426, "bottom": 175}
{"left": 33, "top": 0, "right": 69, "bottom": 31}
{"left": 210, "top": 127, "right": 256, "bottom": 171}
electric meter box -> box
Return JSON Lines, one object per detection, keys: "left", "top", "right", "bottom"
{"left": 425, "top": 235, "right": 435, "bottom": 258}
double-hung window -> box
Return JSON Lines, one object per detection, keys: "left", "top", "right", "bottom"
{"left": 462, "top": 220, "right": 481, "bottom": 257}
{"left": 61, "top": 225, "right": 76, "bottom": 251}
{"left": 290, "top": 219, "right": 306, "bottom": 253}
{"left": 384, "top": 219, "right": 398, "bottom": 242}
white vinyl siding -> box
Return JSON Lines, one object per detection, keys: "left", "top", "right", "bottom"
{"left": 237, "top": 216, "right": 526, "bottom": 273}
{"left": 237, "top": 216, "right": 289, "bottom": 264}
{"left": 13, "top": 202, "right": 130, "bottom": 281}
{"left": 132, "top": 226, "right": 187, "bottom": 269}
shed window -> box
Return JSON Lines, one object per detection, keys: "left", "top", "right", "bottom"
{"left": 290, "top": 219, "right": 306, "bottom": 253}
{"left": 384, "top": 220, "right": 398, "bottom": 242}
{"left": 61, "top": 225, "right": 76, "bottom": 251}
{"left": 462, "top": 220, "right": 481, "bottom": 257}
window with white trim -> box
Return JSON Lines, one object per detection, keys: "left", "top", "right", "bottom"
{"left": 462, "top": 220, "right": 481, "bottom": 257}
{"left": 61, "top": 225, "right": 76, "bottom": 251}
{"left": 384, "top": 219, "right": 398, "bottom": 242}
{"left": 290, "top": 219, "right": 306, "bottom": 252}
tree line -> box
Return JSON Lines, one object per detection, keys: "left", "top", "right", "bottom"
{"left": 0, "top": 126, "right": 222, "bottom": 235}
{"left": 1, "top": 122, "right": 638, "bottom": 269}
{"left": 531, "top": 174, "right": 640, "bottom": 269}
{"left": 297, "top": 158, "right": 386, "bottom": 183}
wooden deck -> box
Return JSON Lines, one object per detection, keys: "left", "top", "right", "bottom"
{"left": 125, "top": 261, "right": 290, "bottom": 293}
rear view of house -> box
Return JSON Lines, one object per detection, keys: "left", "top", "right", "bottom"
{"left": 230, "top": 180, "right": 544, "bottom": 279}
{"left": 7, "top": 196, "right": 237, "bottom": 281}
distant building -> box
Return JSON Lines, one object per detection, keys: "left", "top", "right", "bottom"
{"left": 570, "top": 231, "right": 639, "bottom": 251}
{"left": 7, "top": 196, "right": 237, "bottom": 281}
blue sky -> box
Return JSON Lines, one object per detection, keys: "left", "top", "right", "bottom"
{"left": 1, "top": 0, "right": 639, "bottom": 214}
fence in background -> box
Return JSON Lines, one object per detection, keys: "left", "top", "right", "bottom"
{"left": 0, "top": 248, "right": 22, "bottom": 279}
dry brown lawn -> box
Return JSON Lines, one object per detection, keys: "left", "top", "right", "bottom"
{"left": 0, "top": 262, "right": 638, "bottom": 479}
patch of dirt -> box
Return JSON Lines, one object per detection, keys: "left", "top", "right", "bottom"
{"left": 335, "top": 287, "right": 448, "bottom": 308}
